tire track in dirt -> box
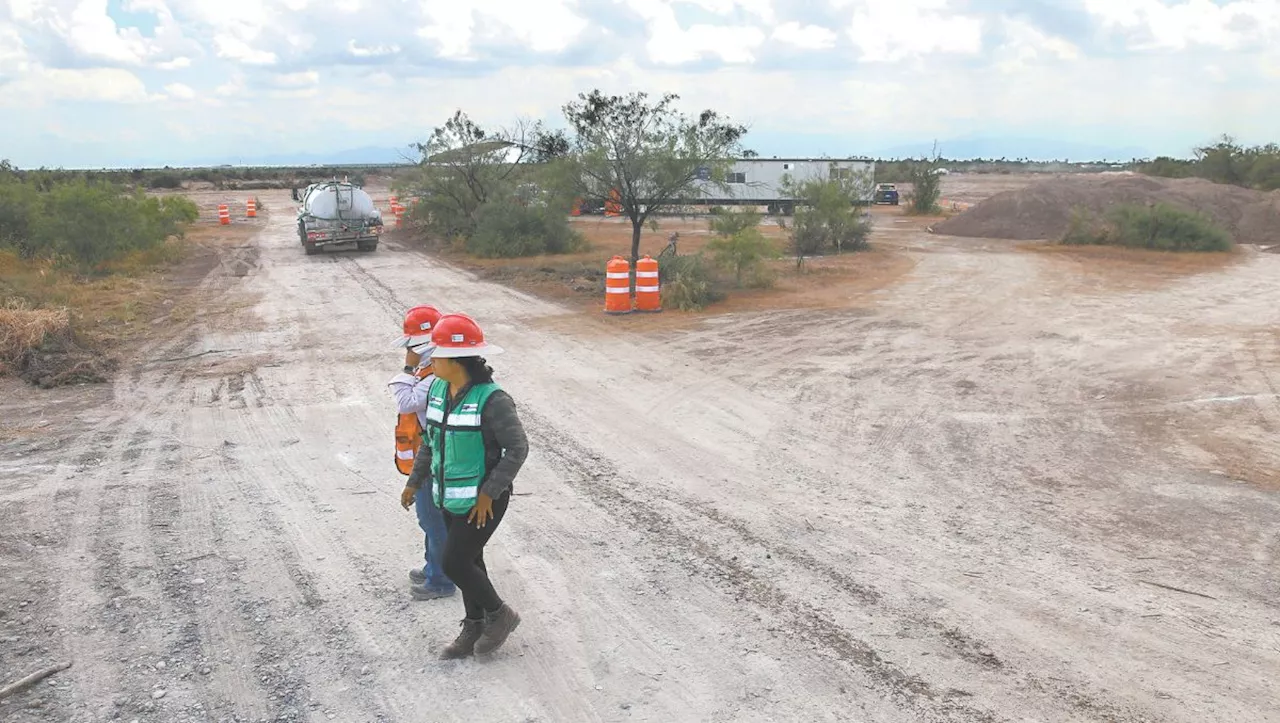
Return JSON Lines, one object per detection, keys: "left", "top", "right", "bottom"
{"left": 526, "top": 410, "right": 1000, "bottom": 722}
{"left": 527, "top": 392, "right": 1152, "bottom": 722}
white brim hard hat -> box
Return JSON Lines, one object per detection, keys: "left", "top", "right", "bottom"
{"left": 392, "top": 333, "right": 434, "bottom": 349}
{"left": 430, "top": 343, "right": 504, "bottom": 359}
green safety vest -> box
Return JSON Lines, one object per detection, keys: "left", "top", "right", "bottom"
{"left": 422, "top": 377, "right": 500, "bottom": 514}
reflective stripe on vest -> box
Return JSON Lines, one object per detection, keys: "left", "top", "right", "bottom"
{"left": 393, "top": 366, "right": 433, "bottom": 476}
{"left": 423, "top": 377, "right": 499, "bottom": 514}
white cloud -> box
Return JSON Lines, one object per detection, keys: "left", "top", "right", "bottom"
{"left": 1083, "top": 0, "right": 1280, "bottom": 50}
{"left": 270, "top": 70, "right": 319, "bottom": 88}
{"left": 2, "top": 0, "right": 1279, "bottom": 167}
{"left": 164, "top": 81, "right": 195, "bottom": 99}
{"left": 213, "top": 34, "right": 278, "bottom": 65}
{"left": 347, "top": 40, "right": 399, "bottom": 58}
{"left": 6, "top": 0, "right": 194, "bottom": 67}
{"left": 0, "top": 66, "right": 157, "bottom": 105}
{"left": 994, "top": 17, "right": 1079, "bottom": 73}
{"left": 838, "top": 0, "right": 984, "bottom": 62}
{"left": 625, "top": 0, "right": 767, "bottom": 63}
{"left": 771, "top": 22, "right": 837, "bottom": 50}
{"left": 0, "top": 23, "right": 32, "bottom": 78}
{"left": 416, "top": 0, "right": 589, "bottom": 58}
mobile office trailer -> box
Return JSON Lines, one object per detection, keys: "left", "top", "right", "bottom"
{"left": 684, "top": 157, "right": 877, "bottom": 215}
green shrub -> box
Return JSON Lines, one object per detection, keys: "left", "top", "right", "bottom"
{"left": 706, "top": 227, "right": 779, "bottom": 286}
{"left": 707, "top": 206, "right": 760, "bottom": 238}
{"left": 1061, "top": 203, "right": 1233, "bottom": 252}
{"left": 146, "top": 173, "right": 184, "bottom": 189}
{"left": 0, "top": 170, "right": 199, "bottom": 270}
{"left": 466, "top": 200, "right": 586, "bottom": 258}
{"left": 658, "top": 253, "right": 724, "bottom": 310}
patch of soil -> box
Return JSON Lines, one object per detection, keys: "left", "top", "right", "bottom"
{"left": 18, "top": 326, "right": 119, "bottom": 388}
{"left": 934, "top": 174, "right": 1280, "bottom": 245}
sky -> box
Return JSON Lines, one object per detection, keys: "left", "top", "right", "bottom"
{"left": 0, "top": 0, "right": 1278, "bottom": 168}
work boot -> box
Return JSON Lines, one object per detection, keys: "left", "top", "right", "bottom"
{"left": 474, "top": 603, "right": 520, "bottom": 656}
{"left": 409, "top": 569, "right": 426, "bottom": 585}
{"left": 410, "top": 583, "right": 455, "bottom": 601}
{"left": 440, "top": 618, "right": 484, "bottom": 659}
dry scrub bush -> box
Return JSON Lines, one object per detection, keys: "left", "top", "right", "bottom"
{"left": 1062, "top": 203, "right": 1233, "bottom": 252}
{"left": 0, "top": 299, "right": 69, "bottom": 375}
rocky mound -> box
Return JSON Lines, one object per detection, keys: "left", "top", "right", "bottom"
{"left": 933, "top": 175, "right": 1280, "bottom": 245}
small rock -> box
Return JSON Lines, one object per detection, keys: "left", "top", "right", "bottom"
{"left": 192, "top": 578, "right": 206, "bottom": 585}
{"left": 152, "top": 690, "right": 167, "bottom": 700}
{"left": 360, "top": 665, "right": 370, "bottom": 675}
{"left": 156, "top": 661, "right": 166, "bottom": 669}
{"left": 200, "top": 667, "right": 212, "bottom": 675}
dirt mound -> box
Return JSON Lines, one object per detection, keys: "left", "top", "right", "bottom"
{"left": 933, "top": 175, "right": 1280, "bottom": 245}
{"left": 18, "top": 326, "right": 118, "bottom": 388}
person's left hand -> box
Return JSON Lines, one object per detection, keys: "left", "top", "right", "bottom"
{"left": 404, "top": 348, "right": 421, "bottom": 369}
{"left": 468, "top": 493, "right": 494, "bottom": 528}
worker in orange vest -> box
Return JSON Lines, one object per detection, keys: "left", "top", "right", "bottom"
{"left": 388, "top": 304, "right": 456, "bottom": 600}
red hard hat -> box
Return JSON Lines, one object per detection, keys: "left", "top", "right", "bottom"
{"left": 429, "top": 314, "right": 504, "bottom": 358}
{"left": 394, "top": 305, "right": 442, "bottom": 350}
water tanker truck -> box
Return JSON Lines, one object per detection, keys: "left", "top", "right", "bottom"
{"left": 291, "top": 181, "right": 382, "bottom": 254}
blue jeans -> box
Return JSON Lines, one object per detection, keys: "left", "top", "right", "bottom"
{"left": 415, "top": 486, "right": 455, "bottom": 592}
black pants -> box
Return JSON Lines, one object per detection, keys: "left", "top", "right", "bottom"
{"left": 441, "top": 492, "right": 510, "bottom": 620}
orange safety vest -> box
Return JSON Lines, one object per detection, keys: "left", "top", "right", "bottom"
{"left": 394, "top": 365, "right": 433, "bottom": 475}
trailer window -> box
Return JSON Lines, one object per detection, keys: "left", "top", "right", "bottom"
{"left": 727, "top": 172, "right": 746, "bottom": 184}
{"left": 829, "top": 167, "right": 852, "bottom": 180}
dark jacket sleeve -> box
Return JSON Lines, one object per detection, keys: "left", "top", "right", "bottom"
{"left": 405, "top": 435, "right": 432, "bottom": 490}
{"left": 480, "top": 391, "right": 528, "bottom": 500}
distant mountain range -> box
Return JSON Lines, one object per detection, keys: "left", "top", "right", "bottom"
{"left": 872, "top": 136, "right": 1153, "bottom": 162}
{"left": 185, "top": 146, "right": 416, "bottom": 168}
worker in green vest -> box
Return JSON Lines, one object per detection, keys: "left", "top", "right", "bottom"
{"left": 414, "top": 312, "right": 528, "bottom": 659}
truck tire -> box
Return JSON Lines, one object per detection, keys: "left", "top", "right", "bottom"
{"left": 357, "top": 240, "right": 378, "bottom": 252}
{"left": 304, "top": 240, "right": 319, "bottom": 255}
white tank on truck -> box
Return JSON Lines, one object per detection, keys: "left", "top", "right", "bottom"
{"left": 291, "top": 180, "right": 383, "bottom": 254}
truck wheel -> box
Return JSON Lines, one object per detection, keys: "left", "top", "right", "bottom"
{"left": 304, "top": 241, "right": 319, "bottom": 255}
{"left": 357, "top": 240, "right": 378, "bottom": 252}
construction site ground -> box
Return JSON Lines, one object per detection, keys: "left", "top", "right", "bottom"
{"left": 2, "top": 174, "right": 1279, "bottom": 722}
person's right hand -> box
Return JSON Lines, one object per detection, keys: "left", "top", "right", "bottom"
{"left": 400, "top": 486, "right": 416, "bottom": 510}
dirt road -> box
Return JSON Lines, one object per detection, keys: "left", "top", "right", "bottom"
{"left": 3, "top": 190, "right": 1279, "bottom": 722}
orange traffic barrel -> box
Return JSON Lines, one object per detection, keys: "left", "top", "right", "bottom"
{"left": 217, "top": 204, "right": 230, "bottom": 225}
{"left": 604, "top": 256, "right": 632, "bottom": 314}
{"left": 246, "top": 198, "right": 257, "bottom": 218}
{"left": 389, "top": 195, "right": 399, "bottom": 211}
{"left": 393, "top": 205, "right": 404, "bottom": 227}
{"left": 634, "top": 255, "right": 661, "bottom": 312}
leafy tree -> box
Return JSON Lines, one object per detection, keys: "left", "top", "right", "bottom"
{"left": 548, "top": 90, "right": 747, "bottom": 265}
{"left": 401, "top": 110, "right": 552, "bottom": 240}
{"left": 1194, "top": 134, "right": 1246, "bottom": 185}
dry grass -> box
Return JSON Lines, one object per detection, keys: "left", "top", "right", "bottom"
{"left": 0, "top": 299, "right": 69, "bottom": 375}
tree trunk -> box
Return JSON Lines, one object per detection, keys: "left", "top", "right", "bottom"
{"left": 629, "top": 220, "right": 643, "bottom": 299}
{"left": 629, "top": 220, "right": 642, "bottom": 266}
